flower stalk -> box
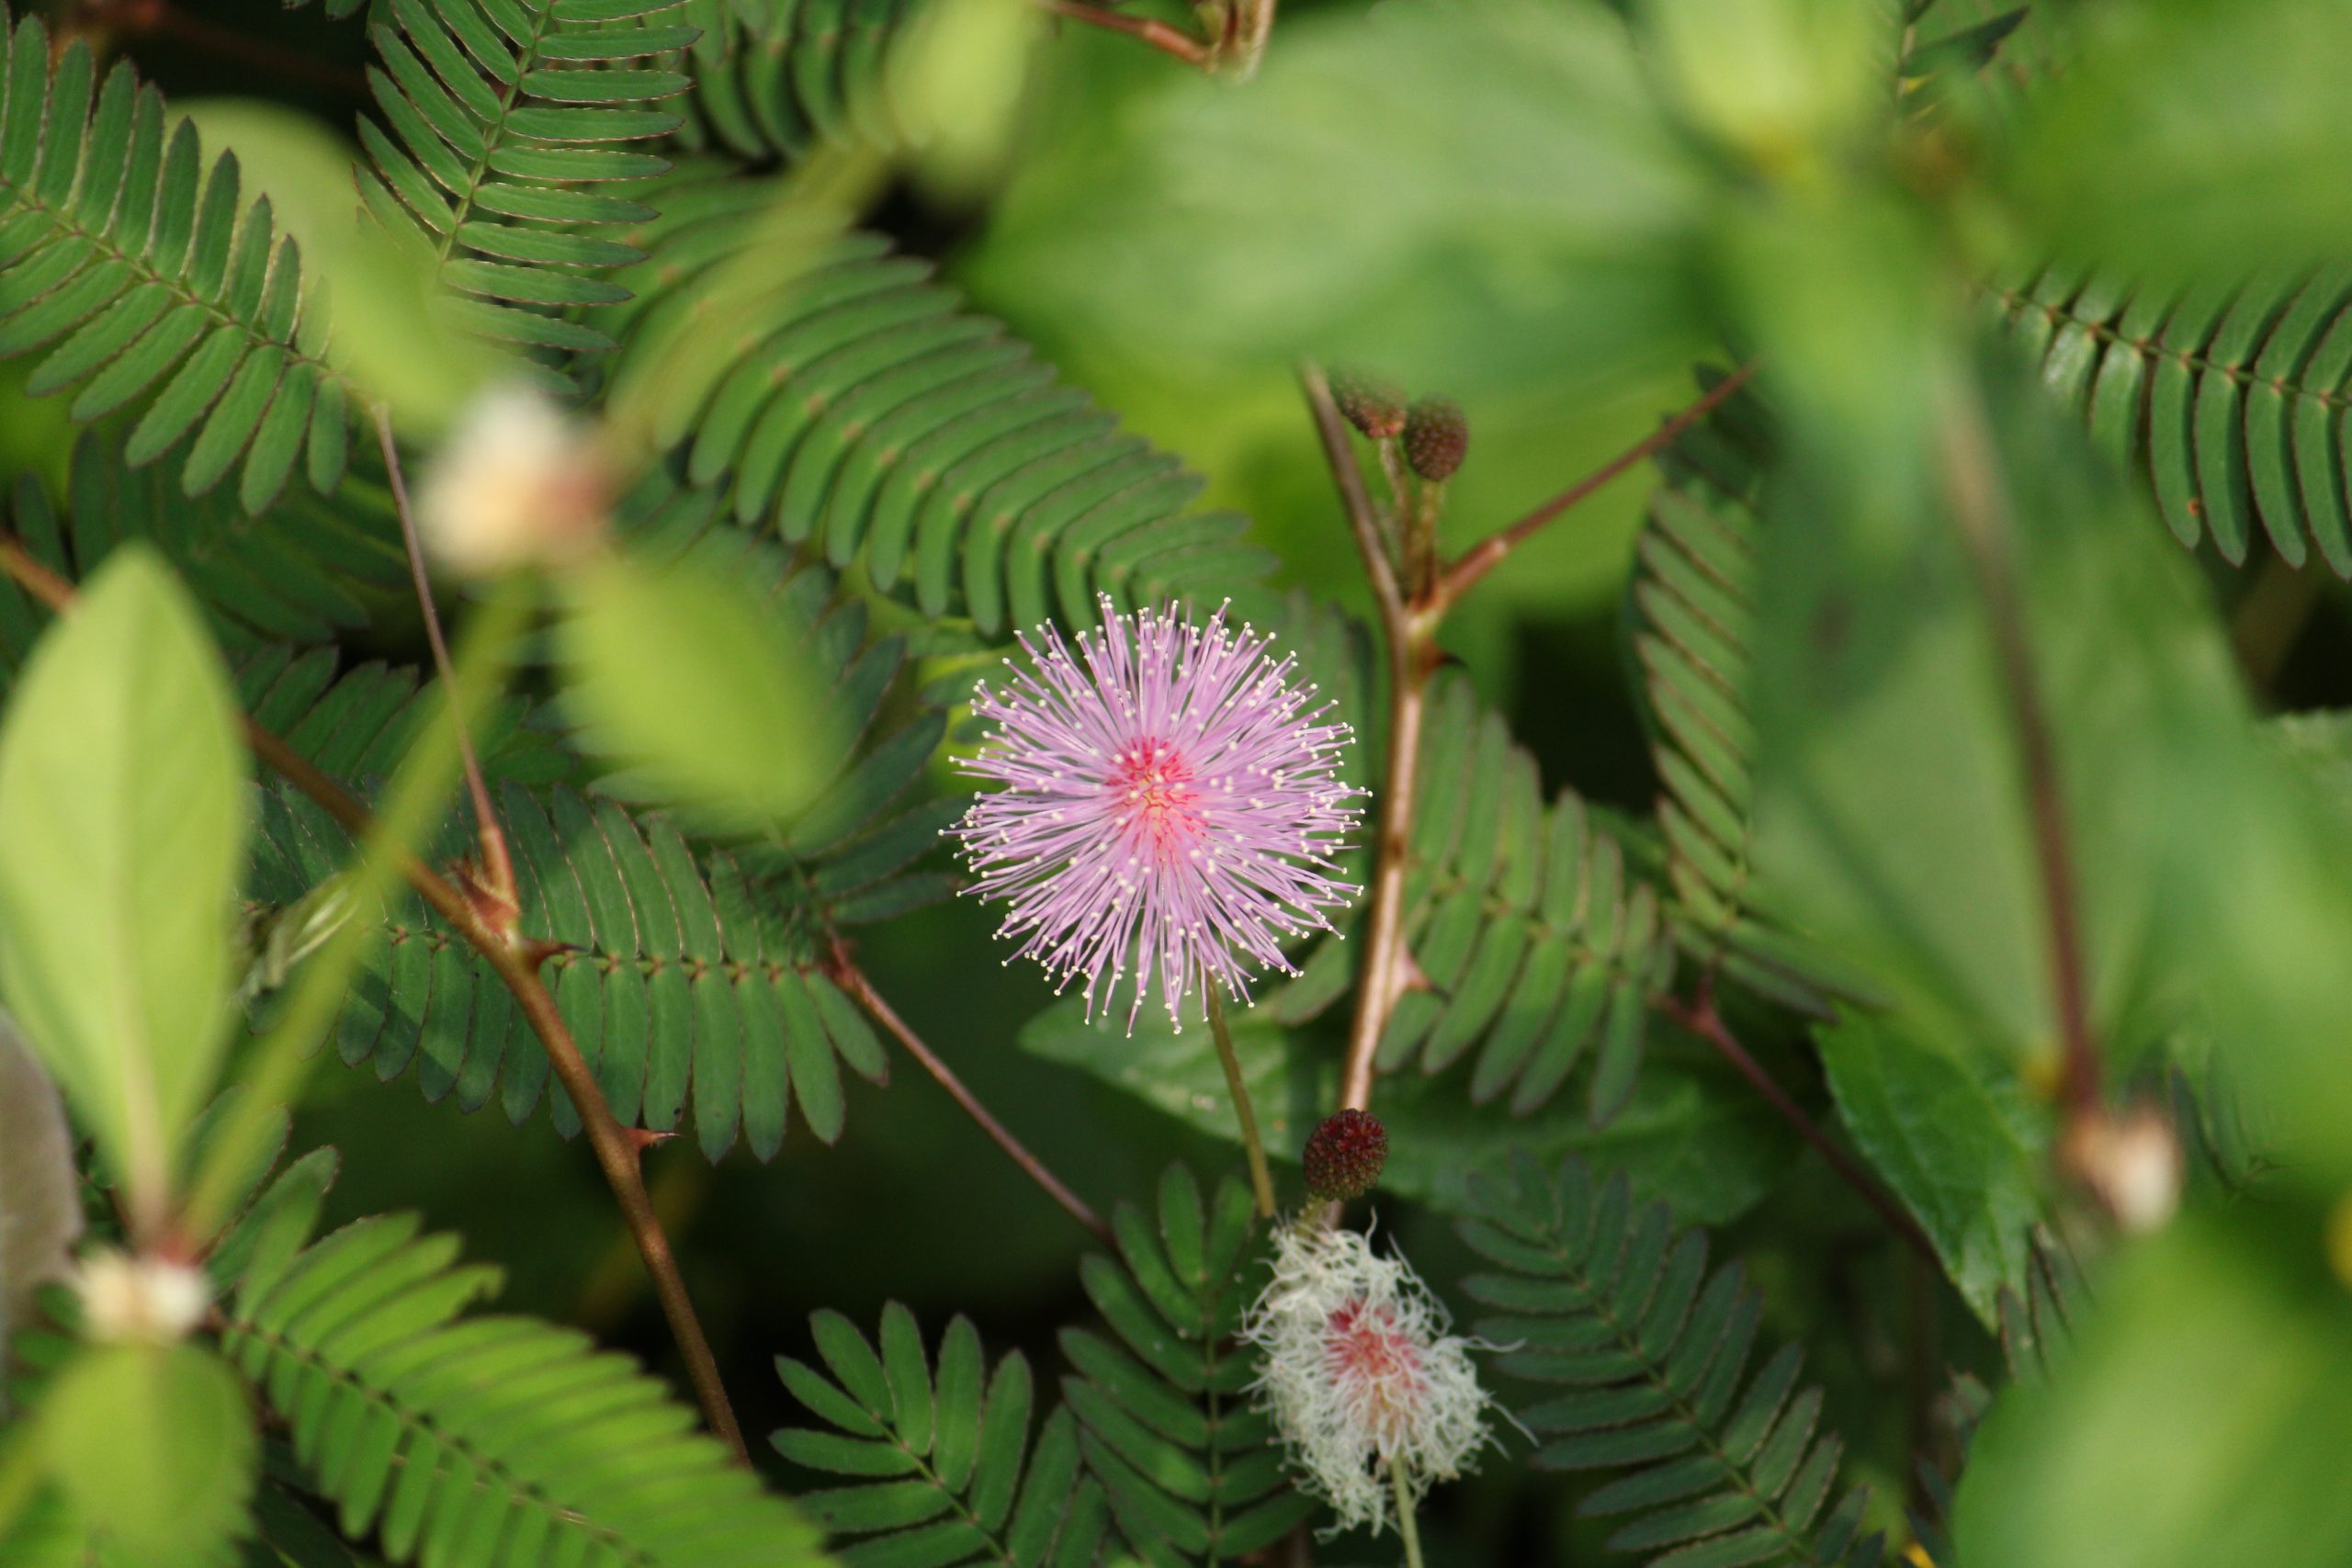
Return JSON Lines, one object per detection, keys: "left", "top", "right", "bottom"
{"left": 1205, "top": 986, "right": 1278, "bottom": 1218}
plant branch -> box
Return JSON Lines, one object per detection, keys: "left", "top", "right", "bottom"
{"left": 1934, "top": 386, "right": 2100, "bottom": 1125}
{"left": 827, "top": 946, "right": 1114, "bottom": 1246}
{"left": 1205, "top": 987, "right": 1277, "bottom": 1218}
{"left": 1662, "top": 987, "right": 1939, "bottom": 1267}
{"left": 377, "top": 405, "right": 517, "bottom": 925}
{"left": 1432, "top": 362, "right": 1758, "bottom": 615}
{"left": 1027, "top": 0, "right": 1210, "bottom": 65}
{"left": 0, "top": 537, "right": 751, "bottom": 1467}
{"left": 1303, "top": 366, "right": 1432, "bottom": 1118}
{"left": 1391, "top": 1458, "right": 1426, "bottom": 1568}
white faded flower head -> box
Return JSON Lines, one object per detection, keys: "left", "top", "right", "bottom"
{"left": 416, "top": 384, "right": 609, "bottom": 577}
{"left": 1240, "top": 1218, "right": 1499, "bottom": 1536}
{"left": 74, "top": 1249, "right": 210, "bottom": 1345}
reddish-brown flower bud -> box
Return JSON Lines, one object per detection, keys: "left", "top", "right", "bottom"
{"left": 1403, "top": 397, "right": 1468, "bottom": 481}
{"left": 1304, "top": 1110, "right": 1388, "bottom": 1202}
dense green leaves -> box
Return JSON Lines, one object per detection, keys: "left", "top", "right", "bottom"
{"left": 215, "top": 1156, "right": 827, "bottom": 1568}
{"left": 1460, "top": 1149, "right": 1884, "bottom": 1568}
{"left": 1993, "top": 264, "right": 2352, "bottom": 577}
{"left": 673, "top": 0, "right": 925, "bottom": 165}
{"left": 1064, "top": 1166, "right": 1315, "bottom": 1565}
{"left": 774, "top": 1304, "right": 1110, "bottom": 1568}
{"left": 0, "top": 9, "right": 352, "bottom": 513}
{"left": 0, "top": 547, "right": 246, "bottom": 1225}
{"left": 599, "top": 174, "right": 1274, "bottom": 635}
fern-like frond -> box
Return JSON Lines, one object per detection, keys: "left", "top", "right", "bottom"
{"left": 1360, "top": 669, "right": 1673, "bottom": 1125}
{"left": 0, "top": 9, "right": 353, "bottom": 513}
{"left": 1064, "top": 1166, "right": 1317, "bottom": 1565}
{"left": 329, "top": 0, "right": 694, "bottom": 359}
{"left": 1460, "top": 1150, "right": 1886, "bottom": 1568}
{"left": 247, "top": 777, "right": 914, "bottom": 1158}
{"left": 673, "top": 0, "right": 920, "bottom": 164}
{"left": 211, "top": 1154, "right": 826, "bottom": 1568}
{"left": 599, "top": 178, "right": 1274, "bottom": 634}
{"left": 773, "top": 1303, "right": 1112, "bottom": 1568}
{"left": 1992, "top": 263, "right": 2352, "bottom": 575}
{"left": 1634, "top": 401, "right": 1882, "bottom": 1019}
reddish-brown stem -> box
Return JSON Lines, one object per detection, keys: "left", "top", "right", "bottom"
{"left": 1028, "top": 0, "right": 1211, "bottom": 65}
{"left": 1935, "top": 389, "right": 2101, "bottom": 1126}
{"left": 827, "top": 946, "right": 1114, "bottom": 1246}
{"left": 1433, "top": 363, "right": 1759, "bottom": 615}
{"left": 377, "top": 406, "right": 518, "bottom": 928}
{"left": 79, "top": 0, "right": 370, "bottom": 95}
{"left": 1663, "top": 987, "right": 1938, "bottom": 1265}
{"left": 0, "top": 536, "right": 751, "bottom": 1467}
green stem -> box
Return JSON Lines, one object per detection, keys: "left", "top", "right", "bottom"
{"left": 1204, "top": 987, "right": 1277, "bottom": 1219}
{"left": 1392, "top": 1458, "right": 1425, "bottom": 1568}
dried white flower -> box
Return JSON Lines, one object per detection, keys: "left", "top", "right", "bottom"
{"left": 415, "top": 385, "right": 609, "bottom": 577}
{"left": 1240, "top": 1218, "right": 1500, "bottom": 1536}
{"left": 74, "top": 1249, "right": 209, "bottom": 1345}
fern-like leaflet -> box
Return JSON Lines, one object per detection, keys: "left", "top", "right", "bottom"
{"left": 1459, "top": 1150, "right": 1886, "bottom": 1568}
{"left": 0, "top": 9, "right": 353, "bottom": 514}
{"left": 774, "top": 1303, "right": 1112, "bottom": 1567}
{"left": 211, "top": 1148, "right": 826, "bottom": 1568}
{"left": 673, "top": 0, "right": 922, "bottom": 165}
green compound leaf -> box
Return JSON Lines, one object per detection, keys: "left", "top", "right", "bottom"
{"left": 214, "top": 1154, "right": 828, "bottom": 1568}
{"left": 1460, "top": 1149, "right": 1886, "bottom": 1568}
{"left": 0, "top": 9, "right": 356, "bottom": 513}
{"left": 774, "top": 1304, "right": 1112, "bottom": 1568}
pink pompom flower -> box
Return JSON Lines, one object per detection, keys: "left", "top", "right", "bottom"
{"left": 951, "top": 598, "right": 1362, "bottom": 1029}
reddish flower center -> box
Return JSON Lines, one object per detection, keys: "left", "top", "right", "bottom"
{"left": 1108, "top": 739, "right": 1205, "bottom": 852}
{"left": 1324, "top": 1299, "right": 1426, "bottom": 1445}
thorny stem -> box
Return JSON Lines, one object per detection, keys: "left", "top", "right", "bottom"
{"left": 1391, "top": 1458, "right": 1426, "bottom": 1568}
{"left": 1302, "top": 366, "right": 1430, "bottom": 1119}
{"left": 1934, "top": 385, "right": 2102, "bottom": 1130}
{"left": 1205, "top": 986, "right": 1278, "bottom": 1219}
{"left": 829, "top": 945, "right": 1114, "bottom": 1246}
{"left": 1431, "top": 363, "right": 1759, "bottom": 615}
{"left": 1662, "top": 986, "right": 1939, "bottom": 1267}
{"left": 377, "top": 406, "right": 517, "bottom": 928}
{"left": 0, "top": 537, "right": 752, "bottom": 1468}
{"left": 1028, "top": 0, "right": 1211, "bottom": 65}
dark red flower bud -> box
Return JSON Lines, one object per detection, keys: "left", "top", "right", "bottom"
{"left": 1403, "top": 397, "right": 1468, "bottom": 481}
{"left": 1303, "top": 1110, "right": 1388, "bottom": 1202}
{"left": 1331, "top": 371, "right": 1408, "bottom": 441}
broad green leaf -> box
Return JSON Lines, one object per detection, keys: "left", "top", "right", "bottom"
{"left": 1018, "top": 997, "right": 1793, "bottom": 1226}
{"left": 1645, "top": 0, "right": 1886, "bottom": 170}
{"left": 0, "top": 1017, "right": 81, "bottom": 1375}
{"left": 40, "top": 1342, "right": 258, "bottom": 1566}
{"left": 1817, "top": 1012, "right": 2046, "bottom": 1325}
{"left": 0, "top": 547, "right": 247, "bottom": 1229}
{"left": 176, "top": 100, "right": 493, "bottom": 435}
{"left": 1953, "top": 1208, "right": 2352, "bottom": 1568}
{"left": 1995, "top": 0, "right": 2352, "bottom": 278}
{"left": 556, "top": 551, "right": 842, "bottom": 835}
{"left": 971, "top": 0, "right": 1719, "bottom": 393}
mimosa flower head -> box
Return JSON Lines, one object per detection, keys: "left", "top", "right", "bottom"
{"left": 951, "top": 597, "right": 1362, "bottom": 1029}
{"left": 1242, "top": 1219, "right": 1501, "bottom": 1536}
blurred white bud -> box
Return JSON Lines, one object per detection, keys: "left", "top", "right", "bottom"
{"left": 2074, "top": 1104, "right": 2183, "bottom": 1235}
{"left": 74, "top": 1250, "right": 209, "bottom": 1345}
{"left": 1240, "top": 1218, "right": 1500, "bottom": 1536}
{"left": 415, "top": 385, "right": 610, "bottom": 578}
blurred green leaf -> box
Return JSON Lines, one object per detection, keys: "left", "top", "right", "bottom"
{"left": 1953, "top": 1207, "right": 2352, "bottom": 1568}
{"left": 557, "top": 551, "right": 842, "bottom": 835}
{"left": 0, "top": 547, "right": 247, "bottom": 1230}
{"left": 1645, "top": 0, "right": 1888, "bottom": 170}
{"left": 40, "top": 1343, "right": 256, "bottom": 1567}
{"left": 0, "top": 1020, "right": 81, "bottom": 1374}
{"left": 1019, "top": 998, "right": 1792, "bottom": 1225}
{"left": 177, "top": 100, "right": 494, "bottom": 436}
{"left": 1996, "top": 0, "right": 2352, "bottom": 276}
{"left": 1818, "top": 1012, "right": 2047, "bottom": 1325}
{"left": 971, "top": 0, "right": 1720, "bottom": 392}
